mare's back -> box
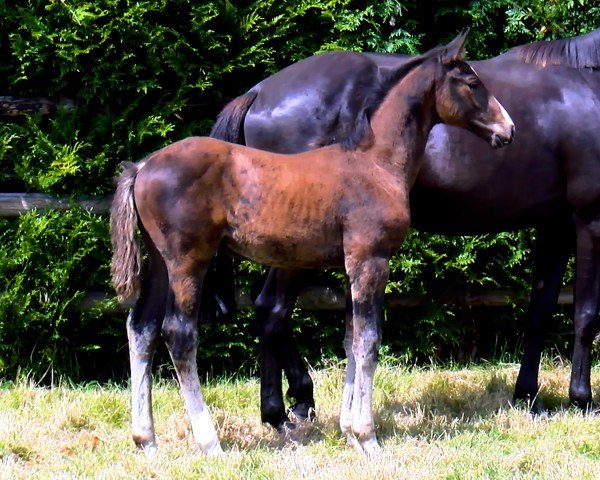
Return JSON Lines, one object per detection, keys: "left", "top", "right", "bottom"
{"left": 244, "top": 51, "right": 392, "bottom": 153}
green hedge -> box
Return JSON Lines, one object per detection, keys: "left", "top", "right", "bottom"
{"left": 0, "top": 0, "right": 598, "bottom": 380}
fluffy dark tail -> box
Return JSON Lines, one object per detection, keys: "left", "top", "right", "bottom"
{"left": 210, "top": 89, "right": 258, "bottom": 143}
{"left": 110, "top": 161, "right": 144, "bottom": 303}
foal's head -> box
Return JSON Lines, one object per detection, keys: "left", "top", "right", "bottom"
{"left": 433, "top": 30, "right": 515, "bottom": 148}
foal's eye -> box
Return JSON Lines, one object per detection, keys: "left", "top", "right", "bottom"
{"left": 467, "top": 82, "right": 479, "bottom": 91}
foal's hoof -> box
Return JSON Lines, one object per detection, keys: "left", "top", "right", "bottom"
{"left": 202, "top": 442, "right": 225, "bottom": 456}
{"left": 135, "top": 442, "right": 158, "bottom": 457}
{"left": 345, "top": 433, "right": 381, "bottom": 457}
{"left": 133, "top": 434, "right": 158, "bottom": 456}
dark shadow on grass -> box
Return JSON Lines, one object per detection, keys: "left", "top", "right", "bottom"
{"left": 221, "top": 368, "right": 600, "bottom": 451}
{"left": 374, "top": 369, "right": 583, "bottom": 443}
{"left": 220, "top": 417, "right": 332, "bottom": 452}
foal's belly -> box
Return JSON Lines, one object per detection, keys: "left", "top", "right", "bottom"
{"left": 224, "top": 229, "right": 345, "bottom": 269}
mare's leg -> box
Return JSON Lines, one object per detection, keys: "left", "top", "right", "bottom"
{"left": 342, "top": 254, "right": 388, "bottom": 456}
{"left": 127, "top": 245, "right": 167, "bottom": 453}
{"left": 199, "top": 247, "right": 237, "bottom": 323}
{"left": 569, "top": 215, "right": 600, "bottom": 409}
{"left": 513, "top": 227, "right": 572, "bottom": 414}
{"left": 162, "top": 259, "right": 223, "bottom": 454}
{"left": 255, "top": 268, "right": 315, "bottom": 429}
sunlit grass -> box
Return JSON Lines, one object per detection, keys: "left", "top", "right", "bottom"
{"left": 2, "top": 361, "right": 600, "bottom": 479}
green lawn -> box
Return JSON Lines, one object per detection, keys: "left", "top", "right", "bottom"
{"left": 1, "top": 362, "right": 600, "bottom": 479}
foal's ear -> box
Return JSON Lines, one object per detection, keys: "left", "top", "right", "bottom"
{"left": 440, "top": 28, "right": 469, "bottom": 65}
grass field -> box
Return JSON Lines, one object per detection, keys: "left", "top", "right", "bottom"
{"left": 1, "top": 360, "right": 600, "bottom": 479}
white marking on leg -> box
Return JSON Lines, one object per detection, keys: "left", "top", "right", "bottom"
{"left": 174, "top": 358, "right": 223, "bottom": 455}
{"left": 127, "top": 311, "right": 157, "bottom": 453}
{"left": 344, "top": 256, "right": 388, "bottom": 456}
{"left": 352, "top": 342, "right": 381, "bottom": 456}
{"left": 340, "top": 309, "right": 359, "bottom": 448}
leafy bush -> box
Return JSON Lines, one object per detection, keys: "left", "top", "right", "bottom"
{"left": 0, "top": 0, "right": 596, "bottom": 380}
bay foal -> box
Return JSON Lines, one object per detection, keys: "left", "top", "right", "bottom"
{"left": 110, "top": 31, "right": 513, "bottom": 455}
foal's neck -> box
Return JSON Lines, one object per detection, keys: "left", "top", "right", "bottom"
{"left": 366, "top": 65, "right": 438, "bottom": 185}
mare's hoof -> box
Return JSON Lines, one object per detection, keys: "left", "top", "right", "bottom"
{"left": 511, "top": 395, "right": 548, "bottom": 418}
{"left": 288, "top": 403, "right": 316, "bottom": 423}
{"left": 529, "top": 399, "right": 549, "bottom": 418}
{"left": 276, "top": 421, "right": 297, "bottom": 433}
{"left": 570, "top": 399, "right": 598, "bottom": 414}
{"left": 262, "top": 410, "right": 290, "bottom": 431}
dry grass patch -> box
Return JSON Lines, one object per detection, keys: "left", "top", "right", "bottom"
{"left": 1, "top": 362, "right": 600, "bottom": 479}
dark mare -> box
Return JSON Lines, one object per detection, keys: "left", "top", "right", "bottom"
{"left": 208, "top": 28, "right": 600, "bottom": 429}
{"left": 110, "top": 32, "right": 513, "bottom": 455}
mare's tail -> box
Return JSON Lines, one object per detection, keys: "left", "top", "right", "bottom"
{"left": 110, "top": 161, "right": 144, "bottom": 303}
{"left": 203, "top": 90, "right": 258, "bottom": 322}
{"left": 210, "top": 89, "right": 258, "bottom": 143}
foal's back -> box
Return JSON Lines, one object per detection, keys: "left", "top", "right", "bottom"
{"left": 134, "top": 136, "right": 404, "bottom": 269}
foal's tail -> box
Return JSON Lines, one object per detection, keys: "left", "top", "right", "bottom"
{"left": 110, "top": 161, "right": 144, "bottom": 303}
{"left": 210, "top": 89, "right": 258, "bottom": 143}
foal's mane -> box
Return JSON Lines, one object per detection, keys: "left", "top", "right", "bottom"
{"left": 508, "top": 27, "right": 600, "bottom": 69}
{"left": 341, "top": 44, "right": 449, "bottom": 151}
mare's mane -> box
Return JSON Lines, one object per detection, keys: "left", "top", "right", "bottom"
{"left": 508, "top": 27, "right": 600, "bottom": 69}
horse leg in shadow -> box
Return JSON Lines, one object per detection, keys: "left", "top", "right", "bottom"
{"left": 513, "top": 226, "right": 572, "bottom": 414}
{"left": 255, "top": 268, "right": 315, "bottom": 429}
{"left": 199, "top": 248, "right": 237, "bottom": 324}
{"left": 569, "top": 214, "right": 600, "bottom": 411}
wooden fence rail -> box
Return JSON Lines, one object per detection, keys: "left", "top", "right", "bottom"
{"left": 0, "top": 193, "right": 111, "bottom": 217}
{"left": 0, "top": 96, "right": 75, "bottom": 117}
{"left": 81, "top": 285, "right": 575, "bottom": 312}
{"left": 1, "top": 192, "right": 575, "bottom": 311}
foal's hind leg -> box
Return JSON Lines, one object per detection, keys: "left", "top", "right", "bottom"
{"left": 162, "top": 258, "right": 222, "bottom": 455}
{"left": 127, "top": 246, "right": 167, "bottom": 453}
{"left": 513, "top": 227, "right": 571, "bottom": 414}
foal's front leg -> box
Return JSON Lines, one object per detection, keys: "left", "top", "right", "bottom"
{"left": 340, "top": 285, "right": 360, "bottom": 451}
{"left": 341, "top": 255, "right": 389, "bottom": 456}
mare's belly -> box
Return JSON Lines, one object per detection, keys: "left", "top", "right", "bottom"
{"left": 409, "top": 187, "right": 567, "bottom": 235}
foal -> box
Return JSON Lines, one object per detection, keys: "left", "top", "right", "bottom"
{"left": 110, "top": 31, "right": 514, "bottom": 456}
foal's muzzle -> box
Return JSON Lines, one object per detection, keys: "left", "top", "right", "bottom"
{"left": 490, "top": 124, "right": 515, "bottom": 149}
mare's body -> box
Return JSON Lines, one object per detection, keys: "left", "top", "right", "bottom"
{"left": 209, "top": 28, "right": 600, "bottom": 428}
{"left": 110, "top": 32, "right": 513, "bottom": 455}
